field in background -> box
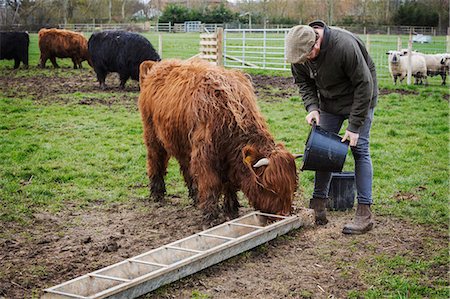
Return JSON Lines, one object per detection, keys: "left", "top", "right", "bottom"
{"left": 1, "top": 32, "right": 448, "bottom": 85}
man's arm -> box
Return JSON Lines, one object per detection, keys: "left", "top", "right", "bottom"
{"left": 291, "top": 63, "right": 320, "bottom": 114}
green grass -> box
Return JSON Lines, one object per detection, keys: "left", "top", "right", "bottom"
{"left": 350, "top": 247, "right": 449, "bottom": 298}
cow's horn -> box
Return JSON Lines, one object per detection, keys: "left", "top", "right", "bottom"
{"left": 253, "top": 158, "right": 269, "bottom": 168}
{"left": 294, "top": 154, "right": 303, "bottom": 159}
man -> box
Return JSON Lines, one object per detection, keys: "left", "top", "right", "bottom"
{"left": 286, "top": 20, "right": 378, "bottom": 235}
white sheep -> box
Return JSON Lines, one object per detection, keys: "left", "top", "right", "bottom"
{"left": 401, "top": 49, "right": 448, "bottom": 85}
{"left": 386, "top": 50, "right": 427, "bottom": 85}
{"left": 440, "top": 54, "right": 450, "bottom": 84}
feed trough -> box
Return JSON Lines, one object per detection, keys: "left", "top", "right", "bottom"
{"left": 42, "top": 210, "right": 314, "bottom": 299}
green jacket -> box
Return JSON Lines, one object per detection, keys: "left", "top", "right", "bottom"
{"left": 291, "top": 20, "right": 378, "bottom": 133}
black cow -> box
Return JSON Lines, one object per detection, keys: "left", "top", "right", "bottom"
{"left": 0, "top": 31, "right": 29, "bottom": 69}
{"left": 88, "top": 31, "right": 160, "bottom": 89}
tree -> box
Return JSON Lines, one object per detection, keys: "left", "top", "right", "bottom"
{"left": 393, "top": 0, "right": 439, "bottom": 26}
{"left": 159, "top": 4, "right": 189, "bottom": 24}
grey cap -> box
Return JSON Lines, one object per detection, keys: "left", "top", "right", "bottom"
{"left": 285, "top": 25, "right": 316, "bottom": 64}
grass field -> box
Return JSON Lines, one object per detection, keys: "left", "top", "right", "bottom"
{"left": 0, "top": 31, "right": 449, "bottom": 298}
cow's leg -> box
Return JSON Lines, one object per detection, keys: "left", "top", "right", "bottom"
{"left": 39, "top": 54, "right": 48, "bottom": 68}
{"left": 142, "top": 117, "right": 169, "bottom": 203}
{"left": 190, "top": 137, "right": 222, "bottom": 225}
{"left": 119, "top": 74, "right": 129, "bottom": 89}
{"left": 223, "top": 183, "right": 240, "bottom": 219}
{"left": 22, "top": 51, "right": 29, "bottom": 69}
{"left": 95, "top": 68, "right": 107, "bottom": 90}
{"left": 49, "top": 57, "right": 59, "bottom": 68}
{"left": 72, "top": 58, "right": 78, "bottom": 69}
{"left": 179, "top": 159, "right": 198, "bottom": 204}
{"left": 13, "top": 58, "right": 20, "bottom": 69}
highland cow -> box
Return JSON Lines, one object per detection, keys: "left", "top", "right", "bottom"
{"left": 38, "top": 28, "right": 91, "bottom": 69}
{"left": 88, "top": 31, "right": 160, "bottom": 89}
{"left": 138, "top": 59, "right": 299, "bottom": 224}
{"left": 0, "top": 31, "right": 29, "bottom": 69}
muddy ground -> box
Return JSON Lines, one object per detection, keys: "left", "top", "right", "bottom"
{"left": 0, "top": 68, "right": 447, "bottom": 298}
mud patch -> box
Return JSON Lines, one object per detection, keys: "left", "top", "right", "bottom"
{"left": 1, "top": 200, "right": 446, "bottom": 298}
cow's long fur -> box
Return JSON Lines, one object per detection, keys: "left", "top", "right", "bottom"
{"left": 0, "top": 31, "right": 29, "bottom": 69}
{"left": 138, "top": 59, "right": 298, "bottom": 222}
{"left": 38, "top": 28, "right": 91, "bottom": 69}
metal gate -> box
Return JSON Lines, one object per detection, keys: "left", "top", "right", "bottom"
{"left": 223, "top": 29, "right": 290, "bottom": 71}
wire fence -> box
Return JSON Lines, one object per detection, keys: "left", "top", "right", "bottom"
{"left": 223, "top": 28, "right": 450, "bottom": 85}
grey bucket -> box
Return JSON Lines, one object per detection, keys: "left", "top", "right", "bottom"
{"left": 327, "top": 172, "right": 356, "bottom": 211}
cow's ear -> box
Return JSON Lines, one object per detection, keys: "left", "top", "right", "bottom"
{"left": 242, "top": 145, "right": 257, "bottom": 166}
{"left": 139, "top": 60, "right": 157, "bottom": 87}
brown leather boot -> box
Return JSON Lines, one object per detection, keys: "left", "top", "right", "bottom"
{"left": 342, "top": 204, "right": 374, "bottom": 234}
{"left": 309, "top": 198, "right": 328, "bottom": 225}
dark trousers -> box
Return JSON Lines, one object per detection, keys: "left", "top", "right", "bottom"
{"left": 312, "top": 108, "right": 374, "bottom": 205}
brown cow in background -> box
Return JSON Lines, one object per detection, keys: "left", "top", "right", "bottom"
{"left": 138, "top": 59, "right": 299, "bottom": 225}
{"left": 38, "top": 28, "right": 92, "bottom": 69}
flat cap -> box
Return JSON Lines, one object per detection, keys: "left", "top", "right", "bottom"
{"left": 285, "top": 25, "right": 316, "bottom": 64}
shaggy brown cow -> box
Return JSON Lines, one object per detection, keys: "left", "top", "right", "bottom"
{"left": 38, "top": 28, "right": 92, "bottom": 69}
{"left": 138, "top": 59, "right": 299, "bottom": 224}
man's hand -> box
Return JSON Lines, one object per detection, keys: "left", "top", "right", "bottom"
{"left": 306, "top": 111, "right": 320, "bottom": 125}
{"left": 342, "top": 130, "right": 359, "bottom": 147}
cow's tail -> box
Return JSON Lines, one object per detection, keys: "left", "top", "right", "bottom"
{"left": 139, "top": 60, "right": 158, "bottom": 88}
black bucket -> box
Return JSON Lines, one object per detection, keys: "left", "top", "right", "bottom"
{"left": 327, "top": 172, "right": 356, "bottom": 211}
{"left": 301, "top": 122, "right": 349, "bottom": 172}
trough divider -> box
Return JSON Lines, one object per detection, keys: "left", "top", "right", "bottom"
{"left": 229, "top": 222, "right": 264, "bottom": 229}
{"left": 89, "top": 273, "right": 131, "bottom": 282}
{"left": 256, "top": 212, "right": 289, "bottom": 218}
{"left": 198, "top": 233, "right": 235, "bottom": 240}
{"left": 128, "top": 260, "right": 169, "bottom": 268}
{"left": 165, "top": 245, "right": 203, "bottom": 253}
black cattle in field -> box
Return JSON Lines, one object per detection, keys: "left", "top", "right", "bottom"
{"left": 88, "top": 31, "right": 160, "bottom": 89}
{"left": 0, "top": 31, "right": 29, "bottom": 69}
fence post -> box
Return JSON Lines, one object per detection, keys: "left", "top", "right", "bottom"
{"left": 397, "top": 36, "right": 402, "bottom": 51}
{"left": 216, "top": 28, "right": 223, "bottom": 66}
{"left": 407, "top": 29, "right": 413, "bottom": 85}
{"left": 447, "top": 34, "right": 450, "bottom": 53}
{"left": 387, "top": 27, "right": 390, "bottom": 35}
{"left": 366, "top": 34, "right": 370, "bottom": 54}
{"left": 158, "top": 34, "right": 163, "bottom": 59}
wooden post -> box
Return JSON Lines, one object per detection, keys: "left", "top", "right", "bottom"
{"left": 447, "top": 34, "right": 450, "bottom": 53}
{"left": 407, "top": 29, "right": 413, "bottom": 85}
{"left": 216, "top": 28, "right": 223, "bottom": 66}
{"left": 397, "top": 36, "right": 402, "bottom": 51}
{"left": 366, "top": 34, "right": 370, "bottom": 54}
{"left": 387, "top": 26, "right": 390, "bottom": 35}
{"left": 158, "top": 34, "right": 162, "bottom": 59}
